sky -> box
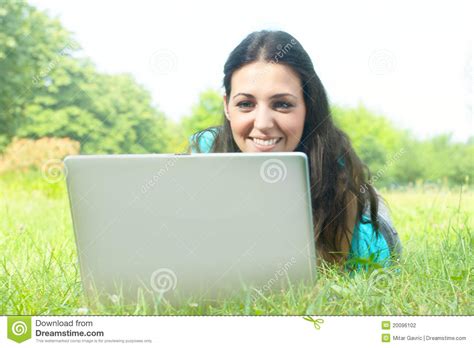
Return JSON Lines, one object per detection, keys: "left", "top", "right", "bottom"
{"left": 29, "top": 0, "right": 473, "bottom": 141}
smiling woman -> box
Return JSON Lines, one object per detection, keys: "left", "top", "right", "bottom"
{"left": 188, "top": 30, "right": 402, "bottom": 269}
{"left": 224, "top": 61, "right": 306, "bottom": 153}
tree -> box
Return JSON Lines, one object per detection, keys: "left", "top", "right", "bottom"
{"left": 0, "top": 0, "right": 74, "bottom": 150}
{"left": 17, "top": 56, "right": 173, "bottom": 154}
{"left": 332, "top": 103, "right": 405, "bottom": 185}
{"left": 181, "top": 89, "right": 223, "bottom": 135}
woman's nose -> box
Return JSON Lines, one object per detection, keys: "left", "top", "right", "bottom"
{"left": 253, "top": 105, "right": 274, "bottom": 131}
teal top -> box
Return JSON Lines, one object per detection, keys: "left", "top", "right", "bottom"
{"left": 189, "top": 130, "right": 398, "bottom": 269}
{"left": 349, "top": 217, "right": 391, "bottom": 268}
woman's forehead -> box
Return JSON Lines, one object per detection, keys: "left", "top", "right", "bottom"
{"left": 230, "top": 61, "right": 302, "bottom": 98}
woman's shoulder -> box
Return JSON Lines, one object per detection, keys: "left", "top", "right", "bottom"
{"left": 189, "top": 127, "right": 220, "bottom": 153}
{"left": 348, "top": 198, "right": 402, "bottom": 269}
{"left": 350, "top": 218, "right": 391, "bottom": 266}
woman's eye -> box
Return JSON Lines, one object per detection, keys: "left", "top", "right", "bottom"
{"left": 274, "top": 101, "right": 293, "bottom": 109}
{"left": 236, "top": 101, "right": 254, "bottom": 109}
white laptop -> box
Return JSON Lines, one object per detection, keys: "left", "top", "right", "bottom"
{"left": 64, "top": 152, "right": 316, "bottom": 306}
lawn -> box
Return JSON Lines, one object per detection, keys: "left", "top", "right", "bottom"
{"left": 0, "top": 172, "right": 472, "bottom": 315}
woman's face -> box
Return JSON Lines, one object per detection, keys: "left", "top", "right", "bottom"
{"left": 224, "top": 61, "right": 306, "bottom": 152}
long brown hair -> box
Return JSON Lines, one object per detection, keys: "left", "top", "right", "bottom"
{"left": 189, "top": 30, "right": 379, "bottom": 264}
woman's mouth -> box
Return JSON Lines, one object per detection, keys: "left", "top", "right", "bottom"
{"left": 249, "top": 137, "right": 283, "bottom": 151}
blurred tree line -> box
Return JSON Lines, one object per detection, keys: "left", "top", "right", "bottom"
{"left": 0, "top": 0, "right": 472, "bottom": 185}
{"left": 0, "top": 0, "right": 175, "bottom": 154}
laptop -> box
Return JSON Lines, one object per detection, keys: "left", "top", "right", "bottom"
{"left": 64, "top": 152, "right": 316, "bottom": 306}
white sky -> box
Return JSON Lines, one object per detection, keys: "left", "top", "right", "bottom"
{"left": 30, "top": 0, "right": 473, "bottom": 141}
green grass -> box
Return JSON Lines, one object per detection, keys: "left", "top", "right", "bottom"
{"left": 1, "top": 171, "right": 472, "bottom": 315}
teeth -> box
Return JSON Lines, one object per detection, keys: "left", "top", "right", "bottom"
{"left": 252, "top": 138, "right": 280, "bottom": 146}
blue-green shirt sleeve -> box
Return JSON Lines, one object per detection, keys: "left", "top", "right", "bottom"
{"left": 348, "top": 216, "right": 391, "bottom": 269}
{"left": 189, "top": 129, "right": 217, "bottom": 153}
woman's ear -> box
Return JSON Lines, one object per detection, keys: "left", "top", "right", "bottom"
{"left": 223, "top": 95, "right": 230, "bottom": 121}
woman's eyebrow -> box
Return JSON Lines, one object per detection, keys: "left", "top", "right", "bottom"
{"left": 269, "top": 93, "right": 297, "bottom": 99}
{"left": 232, "top": 93, "right": 297, "bottom": 100}
{"left": 233, "top": 93, "right": 254, "bottom": 100}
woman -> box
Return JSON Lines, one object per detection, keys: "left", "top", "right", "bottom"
{"left": 188, "top": 30, "right": 401, "bottom": 269}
